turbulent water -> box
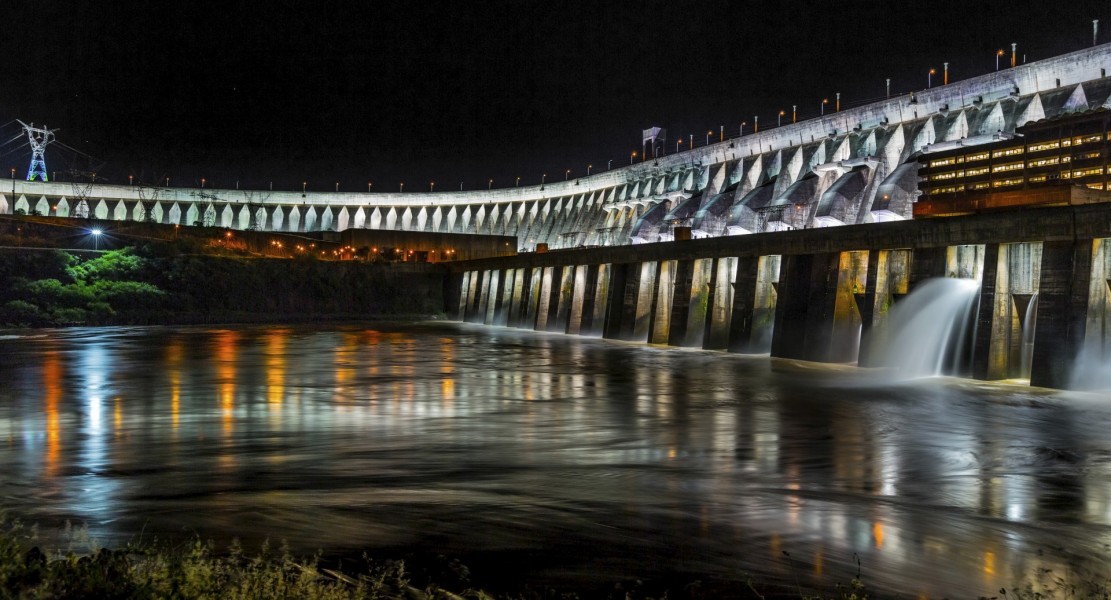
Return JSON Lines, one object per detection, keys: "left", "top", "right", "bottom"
{"left": 1, "top": 323, "right": 1110, "bottom": 597}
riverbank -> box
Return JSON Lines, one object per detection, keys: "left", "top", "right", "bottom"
{"left": 0, "top": 246, "right": 447, "bottom": 327}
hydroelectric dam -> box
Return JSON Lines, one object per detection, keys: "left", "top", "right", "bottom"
{"left": 6, "top": 43, "right": 1111, "bottom": 390}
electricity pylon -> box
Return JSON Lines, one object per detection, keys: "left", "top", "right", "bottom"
{"left": 17, "top": 120, "right": 58, "bottom": 182}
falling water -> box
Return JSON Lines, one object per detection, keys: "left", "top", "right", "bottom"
{"left": 865, "top": 277, "right": 981, "bottom": 379}
{"left": 1019, "top": 292, "right": 1039, "bottom": 379}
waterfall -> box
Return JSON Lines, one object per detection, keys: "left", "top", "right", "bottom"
{"left": 865, "top": 278, "right": 981, "bottom": 379}
{"left": 1019, "top": 292, "right": 1039, "bottom": 379}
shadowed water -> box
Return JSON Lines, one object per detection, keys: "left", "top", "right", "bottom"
{"left": 1, "top": 323, "right": 1110, "bottom": 597}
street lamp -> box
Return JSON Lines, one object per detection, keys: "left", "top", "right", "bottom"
{"left": 792, "top": 105, "right": 797, "bottom": 123}
{"left": 928, "top": 68, "right": 935, "bottom": 88}
{"left": 778, "top": 110, "right": 785, "bottom": 127}
{"left": 821, "top": 98, "right": 828, "bottom": 115}
{"left": 368, "top": 181, "right": 373, "bottom": 192}
{"left": 542, "top": 173, "right": 547, "bottom": 185}
{"left": 335, "top": 182, "right": 340, "bottom": 192}
{"left": 400, "top": 182, "right": 404, "bottom": 192}
{"left": 302, "top": 181, "right": 306, "bottom": 194}
{"left": 607, "top": 160, "right": 613, "bottom": 170}
{"left": 516, "top": 176, "right": 521, "bottom": 186}
{"left": 943, "top": 62, "right": 949, "bottom": 85}
{"left": 676, "top": 138, "right": 683, "bottom": 152}
{"left": 587, "top": 164, "right": 592, "bottom": 175}
{"left": 740, "top": 121, "right": 747, "bottom": 136}
{"left": 430, "top": 181, "right": 435, "bottom": 192}
{"left": 488, "top": 178, "right": 493, "bottom": 190}
{"left": 719, "top": 125, "right": 724, "bottom": 142}
{"left": 565, "top": 169, "right": 571, "bottom": 180}
{"left": 129, "top": 175, "right": 133, "bottom": 186}
{"left": 754, "top": 115, "right": 759, "bottom": 133}
{"left": 201, "top": 178, "right": 206, "bottom": 189}
{"left": 706, "top": 131, "right": 712, "bottom": 145}
{"left": 91, "top": 228, "right": 102, "bottom": 250}
{"left": 996, "top": 49, "right": 1004, "bottom": 71}
{"left": 630, "top": 151, "right": 637, "bottom": 164}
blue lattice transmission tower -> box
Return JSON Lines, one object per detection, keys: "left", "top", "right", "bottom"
{"left": 17, "top": 120, "right": 57, "bottom": 182}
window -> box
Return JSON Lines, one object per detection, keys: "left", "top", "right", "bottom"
{"left": 992, "top": 177, "right": 1024, "bottom": 188}
{"left": 1028, "top": 174, "right": 1048, "bottom": 183}
{"left": 1028, "top": 141, "right": 1061, "bottom": 152}
{"left": 964, "top": 166, "right": 990, "bottom": 176}
{"left": 1072, "top": 167, "right": 1104, "bottom": 178}
{"left": 930, "top": 184, "right": 965, "bottom": 195}
{"left": 991, "top": 146, "right": 1024, "bottom": 158}
{"left": 1028, "top": 157, "right": 1060, "bottom": 168}
{"left": 992, "top": 161, "right": 1024, "bottom": 173}
{"left": 1087, "top": 182, "right": 1105, "bottom": 190}
{"left": 970, "top": 181, "right": 991, "bottom": 190}
{"left": 929, "top": 158, "right": 956, "bottom": 168}
{"left": 964, "top": 151, "right": 990, "bottom": 162}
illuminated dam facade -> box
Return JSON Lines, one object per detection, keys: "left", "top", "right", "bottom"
{"left": 7, "top": 44, "right": 1111, "bottom": 250}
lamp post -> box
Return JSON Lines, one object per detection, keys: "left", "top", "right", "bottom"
{"left": 778, "top": 110, "right": 784, "bottom": 127}
{"left": 488, "top": 178, "right": 493, "bottom": 190}
{"left": 302, "top": 181, "right": 306, "bottom": 194}
{"left": 565, "top": 169, "right": 571, "bottom": 180}
{"left": 996, "top": 49, "right": 1004, "bottom": 71}
{"left": 886, "top": 78, "right": 891, "bottom": 98}
{"left": 943, "top": 62, "right": 949, "bottom": 85}
{"left": 689, "top": 134, "right": 693, "bottom": 149}
{"left": 754, "top": 115, "right": 759, "bottom": 133}
{"left": 542, "top": 173, "right": 547, "bottom": 185}
{"left": 430, "top": 181, "right": 435, "bottom": 192}
{"left": 821, "top": 99, "right": 828, "bottom": 115}
{"left": 400, "top": 182, "right": 404, "bottom": 193}
{"left": 607, "top": 160, "right": 613, "bottom": 170}
{"left": 836, "top": 92, "right": 840, "bottom": 112}
{"left": 1011, "top": 43, "right": 1017, "bottom": 68}
{"left": 630, "top": 151, "right": 637, "bottom": 164}
{"left": 706, "top": 131, "right": 712, "bottom": 145}
{"left": 792, "top": 105, "right": 797, "bottom": 123}
{"left": 201, "top": 178, "right": 206, "bottom": 189}
{"left": 676, "top": 139, "right": 682, "bottom": 152}
{"left": 335, "top": 182, "right": 339, "bottom": 192}
{"left": 720, "top": 125, "right": 724, "bottom": 142}
{"left": 587, "top": 164, "right": 592, "bottom": 176}
{"left": 129, "top": 175, "right": 133, "bottom": 186}
{"left": 740, "top": 121, "right": 746, "bottom": 136}
{"left": 368, "top": 181, "right": 373, "bottom": 192}
{"left": 928, "top": 68, "right": 935, "bottom": 88}
{"left": 516, "top": 176, "right": 521, "bottom": 186}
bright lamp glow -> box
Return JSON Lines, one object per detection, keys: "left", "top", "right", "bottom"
{"left": 91, "top": 229, "right": 102, "bottom": 235}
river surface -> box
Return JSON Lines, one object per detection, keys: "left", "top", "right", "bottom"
{"left": 1, "top": 323, "right": 1110, "bottom": 598}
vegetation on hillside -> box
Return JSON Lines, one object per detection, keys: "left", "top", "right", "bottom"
{"left": 0, "top": 246, "right": 445, "bottom": 327}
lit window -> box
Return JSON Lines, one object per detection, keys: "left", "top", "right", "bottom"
{"left": 1028, "top": 174, "right": 1048, "bottom": 183}
{"left": 965, "top": 152, "right": 990, "bottom": 162}
{"left": 1087, "top": 182, "right": 1105, "bottom": 190}
{"left": 964, "top": 166, "right": 990, "bottom": 176}
{"left": 992, "top": 177, "right": 1024, "bottom": 188}
{"left": 970, "top": 181, "right": 991, "bottom": 190}
{"left": 992, "top": 161, "right": 1025, "bottom": 173}
{"left": 929, "top": 158, "right": 956, "bottom": 168}
{"left": 991, "top": 147, "right": 1024, "bottom": 158}
{"left": 1028, "top": 157, "right": 1060, "bottom": 167}
{"left": 1028, "top": 141, "right": 1061, "bottom": 152}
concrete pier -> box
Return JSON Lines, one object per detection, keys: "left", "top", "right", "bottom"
{"left": 453, "top": 204, "right": 1111, "bottom": 390}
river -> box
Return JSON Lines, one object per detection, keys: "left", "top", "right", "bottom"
{"left": 0, "top": 323, "right": 1109, "bottom": 597}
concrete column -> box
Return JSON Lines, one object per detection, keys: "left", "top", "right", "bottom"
{"left": 728, "top": 256, "right": 762, "bottom": 352}
{"left": 478, "top": 270, "right": 495, "bottom": 325}
{"left": 703, "top": 257, "right": 737, "bottom": 350}
{"left": 1031, "top": 240, "right": 1094, "bottom": 388}
{"left": 602, "top": 263, "right": 632, "bottom": 340}
{"left": 648, "top": 261, "right": 672, "bottom": 344}
{"left": 523, "top": 267, "right": 543, "bottom": 329}
{"left": 585, "top": 263, "right": 609, "bottom": 337}
{"left": 771, "top": 252, "right": 840, "bottom": 361}
{"left": 507, "top": 268, "right": 527, "bottom": 327}
{"left": 666, "top": 259, "right": 697, "bottom": 346}
{"left": 535, "top": 267, "right": 555, "bottom": 331}
{"left": 568, "top": 265, "right": 598, "bottom": 335}
{"left": 857, "top": 250, "right": 883, "bottom": 366}
{"left": 681, "top": 258, "right": 714, "bottom": 348}
{"left": 972, "top": 244, "right": 1002, "bottom": 380}
{"left": 494, "top": 268, "right": 515, "bottom": 326}
{"left": 552, "top": 266, "right": 574, "bottom": 332}
{"left": 450, "top": 272, "right": 466, "bottom": 320}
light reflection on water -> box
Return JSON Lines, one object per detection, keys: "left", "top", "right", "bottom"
{"left": 0, "top": 323, "right": 1109, "bottom": 597}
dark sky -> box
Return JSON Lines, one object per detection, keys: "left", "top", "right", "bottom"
{"left": 2, "top": 1, "right": 1110, "bottom": 192}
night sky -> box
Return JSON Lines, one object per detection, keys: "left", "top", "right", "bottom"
{"left": 2, "top": 1, "right": 1110, "bottom": 193}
